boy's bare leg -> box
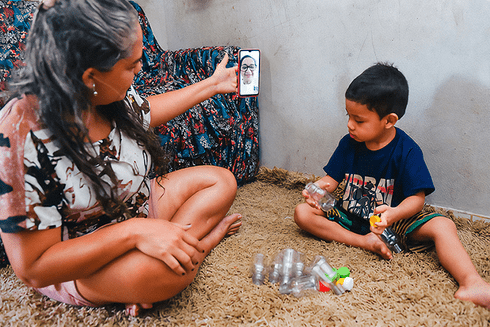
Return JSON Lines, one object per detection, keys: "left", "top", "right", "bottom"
{"left": 294, "top": 203, "right": 393, "bottom": 259}
{"left": 410, "top": 216, "right": 490, "bottom": 309}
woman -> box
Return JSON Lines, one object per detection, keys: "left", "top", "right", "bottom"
{"left": 0, "top": 0, "right": 241, "bottom": 316}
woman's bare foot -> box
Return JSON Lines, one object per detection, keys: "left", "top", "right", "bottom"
{"left": 200, "top": 213, "right": 242, "bottom": 251}
{"left": 125, "top": 303, "right": 153, "bottom": 317}
{"left": 363, "top": 233, "right": 392, "bottom": 260}
{"left": 226, "top": 214, "right": 242, "bottom": 236}
{"left": 455, "top": 276, "right": 490, "bottom": 310}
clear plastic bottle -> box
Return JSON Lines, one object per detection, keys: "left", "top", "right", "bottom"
{"left": 279, "top": 249, "right": 295, "bottom": 294}
{"left": 309, "top": 255, "right": 344, "bottom": 295}
{"left": 370, "top": 215, "right": 402, "bottom": 253}
{"left": 251, "top": 253, "right": 267, "bottom": 285}
{"left": 290, "top": 274, "right": 319, "bottom": 297}
{"left": 293, "top": 250, "right": 304, "bottom": 278}
{"left": 304, "top": 182, "right": 337, "bottom": 212}
{"left": 268, "top": 255, "right": 282, "bottom": 284}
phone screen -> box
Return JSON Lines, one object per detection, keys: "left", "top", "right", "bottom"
{"left": 238, "top": 49, "right": 260, "bottom": 97}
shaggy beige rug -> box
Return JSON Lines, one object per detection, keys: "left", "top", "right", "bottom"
{"left": 1, "top": 167, "right": 490, "bottom": 326}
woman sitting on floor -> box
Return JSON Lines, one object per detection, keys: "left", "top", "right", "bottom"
{"left": 0, "top": 0, "right": 241, "bottom": 316}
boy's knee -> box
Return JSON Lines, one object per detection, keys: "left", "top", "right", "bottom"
{"left": 433, "top": 215, "right": 457, "bottom": 230}
{"left": 421, "top": 215, "right": 458, "bottom": 238}
{"left": 294, "top": 203, "right": 310, "bottom": 228}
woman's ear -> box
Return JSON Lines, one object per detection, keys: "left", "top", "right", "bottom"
{"left": 385, "top": 113, "right": 399, "bottom": 128}
{"left": 82, "top": 68, "right": 96, "bottom": 89}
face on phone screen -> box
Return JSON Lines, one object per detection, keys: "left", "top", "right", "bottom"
{"left": 239, "top": 49, "right": 260, "bottom": 97}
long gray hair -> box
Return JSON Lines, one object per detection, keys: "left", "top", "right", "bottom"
{"left": 12, "top": 0, "right": 168, "bottom": 219}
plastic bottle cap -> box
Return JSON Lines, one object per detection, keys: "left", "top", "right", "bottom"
{"left": 318, "top": 280, "right": 331, "bottom": 292}
{"left": 342, "top": 277, "right": 354, "bottom": 291}
{"left": 370, "top": 215, "right": 381, "bottom": 227}
{"left": 337, "top": 266, "right": 350, "bottom": 278}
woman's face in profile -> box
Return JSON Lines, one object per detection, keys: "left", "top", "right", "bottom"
{"left": 241, "top": 57, "right": 256, "bottom": 85}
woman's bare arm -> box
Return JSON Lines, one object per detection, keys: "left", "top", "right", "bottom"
{"left": 147, "top": 54, "right": 237, "bottom": 127}
{"left": 1, "top": 218, "right": 202, "bottom": 288}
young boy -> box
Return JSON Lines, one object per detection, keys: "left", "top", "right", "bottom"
{"left": 294, "top": 63, "right": 490, "bottom": 309}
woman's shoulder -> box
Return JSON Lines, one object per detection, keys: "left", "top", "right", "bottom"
{"left": 0, "top": 95, "right": 41, "bottom": 138}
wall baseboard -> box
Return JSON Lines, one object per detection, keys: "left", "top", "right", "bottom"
{"left": 432, "top": 205, "right": 490, "bottom": 224}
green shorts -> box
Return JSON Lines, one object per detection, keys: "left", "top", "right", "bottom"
{"left": 325, "top": 206, "right": 445, "bottom": 252}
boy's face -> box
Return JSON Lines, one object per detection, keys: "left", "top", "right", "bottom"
{"left": 345, "top": 99, "right": 394, "bottom": 149}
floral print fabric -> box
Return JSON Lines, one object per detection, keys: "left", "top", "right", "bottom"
{"left": 131, "top": 1, "right": 259, "bottom": 186}
{"left": 0, "top": 0, "right": 37, "bottom": 107}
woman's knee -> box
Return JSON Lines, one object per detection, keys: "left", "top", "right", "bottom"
{"left": 183, "top": 165, "right": 237, "bottom": 192}
{"left": 214, "top": 166, "right": 237, "bottom": 192}
{"left": 77, "top": 250, "right": 197, "bottom": 304}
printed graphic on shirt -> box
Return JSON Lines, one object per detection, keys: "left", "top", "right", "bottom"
{"left": 342, "top": 173, "right": 394, "bottom": 220}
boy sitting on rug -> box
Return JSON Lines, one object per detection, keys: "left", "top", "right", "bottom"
{"left": 294, "top": 63, "right": 490, "bottom": 309}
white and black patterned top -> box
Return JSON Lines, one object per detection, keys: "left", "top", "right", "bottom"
{"left": 0, "top": 87, "right": 152, "bottom": 240}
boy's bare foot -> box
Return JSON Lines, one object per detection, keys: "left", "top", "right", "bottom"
{"left": 364, "top": 233, "right": 393, "bottom": 260}
{"left": 125, "top": 303, "right": 153, "bottom": 317}
{"left": 455, "top": 276, "right": 490, "bottom": 310}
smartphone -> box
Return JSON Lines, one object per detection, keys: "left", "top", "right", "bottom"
{"left": 238, "top": 49, "right": 260, "bottom": 97}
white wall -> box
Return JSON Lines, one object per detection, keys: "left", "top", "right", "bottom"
{"left": 137, "top": 0, "right": 490, "bottom": 217}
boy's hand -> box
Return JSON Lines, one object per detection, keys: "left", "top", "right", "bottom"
{"left": 370, "top": 205, "right": 392, "bottom": 235}
{"left": 302, "top": 188, "right": 320, "bottom": 209}
{"left": 302, "top": 182, "right": 330, "bottom": 210}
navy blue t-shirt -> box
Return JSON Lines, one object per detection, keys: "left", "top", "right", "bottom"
{"left": 324, "top": 128, "right": 434, "bottom": 221}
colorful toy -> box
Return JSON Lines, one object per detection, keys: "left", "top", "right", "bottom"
{"left": 370, "top": 215, "right": 403, "bottom": 253}
{"left": 318, "top": 280, "right": 331, "bottom": 292}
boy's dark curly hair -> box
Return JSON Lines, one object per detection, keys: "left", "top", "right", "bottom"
{"left": 345, "top": 62, "right": 409, "bottom": 119}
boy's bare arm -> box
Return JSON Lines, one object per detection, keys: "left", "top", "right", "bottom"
{"left": 314, "top": 175, "right": 339, "bottom": 193}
